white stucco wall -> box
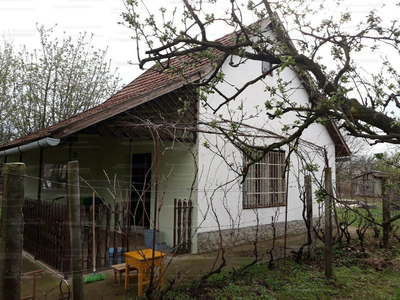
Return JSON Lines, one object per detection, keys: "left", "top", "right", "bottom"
{"left": 195, "top": 42, "right": 336, "bottom": 239}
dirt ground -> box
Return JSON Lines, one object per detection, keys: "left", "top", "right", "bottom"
{"left": 21, "top": 233, "right": 309, "bottom": 300}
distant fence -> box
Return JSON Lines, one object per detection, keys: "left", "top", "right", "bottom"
{"left": 23, "top": 198, "right": 130, "bottom": 274}
{"left": 173, "top": 199, "right": 193, "bottom": 255}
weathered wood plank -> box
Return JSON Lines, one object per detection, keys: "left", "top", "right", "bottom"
{"left": 113, "top": 203, "right": 119, "bottom": 264}
{"left": 96, "top": 204, "right": 103, "bottom": 268}
{"left": 88, "top": 205, "right": 93, "bottom": 270}
{"left": 106, "top": 204, "right": 111, "bottom": 267}
{"left": 177, "top": 199, "right": 182, "bottom": 254}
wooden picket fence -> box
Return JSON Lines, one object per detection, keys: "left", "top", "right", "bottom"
{"left": 173, "top": 199, "right": 193, "bottom": 255}
{"left": 23, "top": 198, "right": 70, "bottom": 273}
{"left": 23, "top": 198, "right": 130, "bottom": 275}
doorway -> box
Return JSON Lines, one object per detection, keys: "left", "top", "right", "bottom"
{"left": 131, "top": 153, "right": 152, "bottom": 230}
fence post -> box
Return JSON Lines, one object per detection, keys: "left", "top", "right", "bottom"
{"left": 188, "top": 200, "right": 193, "bottom": 253}
{"left": 305, "top": 174, "right": 314, "bottom": 258}
{"left": 324, "top": 167, "right": 333, "bottom": 278}
{"left": 182, "top": 201, "right": 187, "bottom": 252}
{"left": 173, "top": 199, "right": 177, "bottom": 249}
{"left": 382, "top": 177, "right": 390, "bottom": 248}
{"left": 0, "top": 163, "right": 25, "bottom": 300}
{"left": 177, "top": 199, "right": 182, "bottom": 254}
{"left": 68, "top": 161, "right": 84, "bottom": 300}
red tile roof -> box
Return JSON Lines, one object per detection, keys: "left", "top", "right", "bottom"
{"left": 0, "top": 26, "right": 248, "bottom": 151}
{"left": 0, "top": 55, "right": 215, "bottom": 150}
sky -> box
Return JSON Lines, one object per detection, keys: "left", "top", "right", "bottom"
{"left": 0, "top": 0, "right": 140, "bottom": 85}
{"left": 0, "top": 0, "right": 398, "bottom": 154}
{"left": 0, "top": 0, "right": 395, "bottom": 85}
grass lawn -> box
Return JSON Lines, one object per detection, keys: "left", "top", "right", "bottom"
{"left": 336, "top": 200, "right": 400, "bottom": 230}
{"left": 162, "top": 244, "right": 400, "bottom": 300}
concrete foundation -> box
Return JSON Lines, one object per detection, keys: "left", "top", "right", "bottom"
{"left": 197, "top": 218, "right": 320, "bottom": 253}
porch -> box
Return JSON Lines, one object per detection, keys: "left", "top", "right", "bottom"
{"left": 1, "top": 84, "right": 199, "bottom": 272}
{"left": 22, "top": 197, "right": 193, "bottom": 277}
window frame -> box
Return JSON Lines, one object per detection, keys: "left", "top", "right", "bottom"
{"left": 261, "top": 61, "right": 273, "bottom": 77}
{"left": 243, "top": 151, "right": 287, "bottom": 209}
{"left": 41, "top": 163, "right": 68, "bottom": 192}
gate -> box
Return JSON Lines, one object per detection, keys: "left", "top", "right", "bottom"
{"left": 173, "top": 198, "right": 193, "bottom": 254}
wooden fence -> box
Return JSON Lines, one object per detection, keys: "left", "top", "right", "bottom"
{"left": 23, "top": 198, "right": 130, "bottom": 274}
{"left": 173, "top": 199, "right": 193, "bottom": 255}
{"left": 23, "top": 198, "right": 70, "bottom": 273}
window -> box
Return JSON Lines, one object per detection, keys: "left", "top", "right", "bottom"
{"left": 42, "top": 163, "right": 67, "bottom": 190}
{"left": 262, "top": 61, "right": 273, "bottom": 76}
{"left": 243, "top": 151, "right": 286, "bottom": 208}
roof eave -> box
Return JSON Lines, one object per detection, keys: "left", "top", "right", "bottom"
{"left": 325, "top": 122, "right": 351, "bottom": 157}
{"left": 0, "top": 64, "right": 213, "bottom": 152}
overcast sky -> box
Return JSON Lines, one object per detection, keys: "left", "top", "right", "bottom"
{"left": 0, "top": 0, "right": 395, "bottom": 84}
{"left": 0, "top": 0, "right": 140, "bottom": 85}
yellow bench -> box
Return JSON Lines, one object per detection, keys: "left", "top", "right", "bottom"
{"left": 112, "top": 263, "right": 137, "bottom": 285}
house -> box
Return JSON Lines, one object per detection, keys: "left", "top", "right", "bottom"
{"left": 0, "top": 19, "right": 350, "bottom": 256}
{"left": 352, "top": 171, "right": 389, "bottom": 198}
{"left": 336, "top": 165, "right": 367, "bottom": 198}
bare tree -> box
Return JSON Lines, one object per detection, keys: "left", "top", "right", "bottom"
{"left": 0, "top": 25, "right": 120, "bottom": 143}
{"left": 336, "top": 132, "right": 375, "bottom": 198}
{"left": 120, "top": 0, "right": 400, "bottom": 160}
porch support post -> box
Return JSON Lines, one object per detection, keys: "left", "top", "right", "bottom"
{"left": 152, "top": 130, "right": 160, "bottom": 251}
{"left": 37, "top": 148, "right": 44, "bottom": 201}
{"left": 126, "top": 138, "right": 133, "bottom": 252}
{"left": 69, "top": 143, "right": 73, "bottom": 161}
{"left": 149, "top": 128, "right": 160, "bottom": 296}
{"left": 128, "top": 138, "right": 133, "bottom": 229}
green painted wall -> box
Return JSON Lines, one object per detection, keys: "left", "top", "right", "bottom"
{"left": 4, "top": 150, "right": 44, "bottom": 200}
{"left": 39, "top": 143, "right": 70, "bottom": 204}
{"left": 4, "top": 135, "right": 199, "bottom": 251}
{"left": 153, "top": 141, "right": 198, "bottom": 250}
{"left": 21, "top": 149, "right": 41, "bottom": 200}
